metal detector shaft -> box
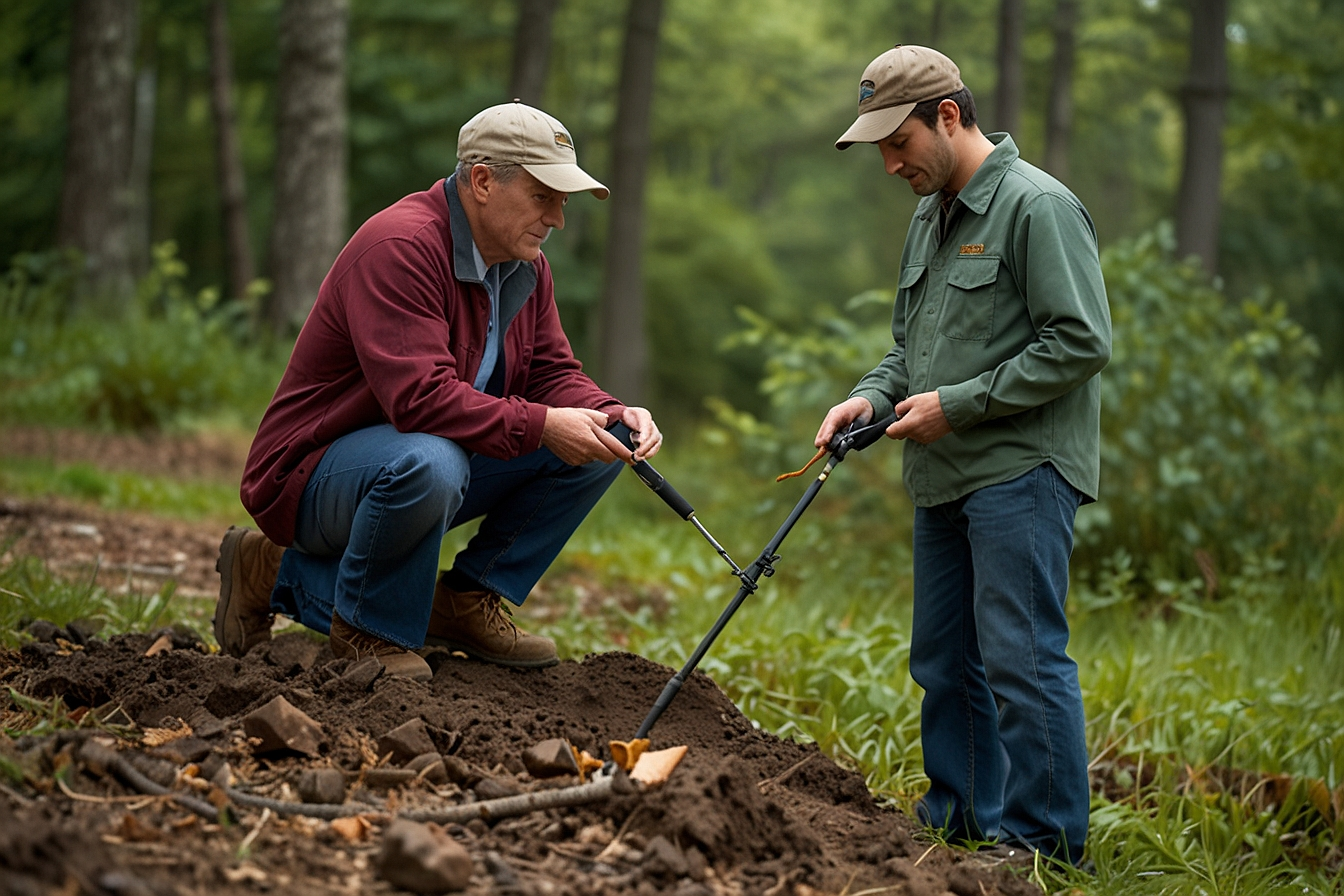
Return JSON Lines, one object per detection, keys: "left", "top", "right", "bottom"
{"left": 594, "top": 427, "right": 749, "bottom": 581}
{"left": 634, "top": 410, "right": 899, "bottom": 740}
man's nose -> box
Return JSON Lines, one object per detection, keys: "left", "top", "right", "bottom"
{"left": 881, "top": 148, "right": 902, "bottom": 176}
{"left": 543, "top": 200, "right": 565, "bottom": 230}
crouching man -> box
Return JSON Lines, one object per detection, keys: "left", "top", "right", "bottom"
{"left": 214, "top": 101, "right": 661, "bottom": 681}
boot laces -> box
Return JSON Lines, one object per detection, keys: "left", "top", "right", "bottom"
{"left": 480, "top": 593, "right": 520, "bottom": 644}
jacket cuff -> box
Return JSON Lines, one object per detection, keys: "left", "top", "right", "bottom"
{"left": 937, "top": 383, "right": 982, "bottom": 433}
{"left": 848, "top": 388, "right": 895, "bottom": 421}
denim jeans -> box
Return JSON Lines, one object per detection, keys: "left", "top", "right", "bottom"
{"left": 268, "top": 423, "right": 625, "bottom": 649}
{"left": 909, "top": 462, "right": 1088, "bottom": 864}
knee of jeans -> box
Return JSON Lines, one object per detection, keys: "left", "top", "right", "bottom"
{"left": 387, "top": 435, "right": 471, "bottom": 514}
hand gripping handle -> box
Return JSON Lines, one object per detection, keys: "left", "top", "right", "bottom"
{"left": 827, "top": 410, "right": 899, "bottom": 459}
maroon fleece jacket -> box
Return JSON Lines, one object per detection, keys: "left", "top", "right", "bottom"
{"left": 240, "top": 178, "right": 624, "bottom": 546}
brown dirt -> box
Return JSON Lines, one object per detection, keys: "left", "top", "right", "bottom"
{"left": 1, "top": 430, "right": 1042, "bottom": 895}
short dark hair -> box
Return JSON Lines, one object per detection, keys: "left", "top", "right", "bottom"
{"left": 908, "top": 87, "right": 978, "bottom": 129}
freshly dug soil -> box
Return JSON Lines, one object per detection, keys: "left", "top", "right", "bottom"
{"left": 0, "top": 627, "right": 1041, "bottom": 896}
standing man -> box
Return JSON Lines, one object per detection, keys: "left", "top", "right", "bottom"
{"left": 816, "top": 46, "right": 1111, "bottom": 864}
{"left": 214, "top": 101, "right": 662, "bottom": 682}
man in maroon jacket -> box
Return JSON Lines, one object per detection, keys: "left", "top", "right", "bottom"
{"left": 213, "top": 102, "right": 662, "bottom": 680}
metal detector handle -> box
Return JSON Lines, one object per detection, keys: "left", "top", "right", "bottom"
{"left": 828, "top": 410, "right": 899, "bottom": 458}
{"left": 631, "top": 460, "right": 695, "bottom": 520}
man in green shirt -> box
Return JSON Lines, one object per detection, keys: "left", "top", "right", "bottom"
{"left": 815, "top": 45, "right": 1111, "bottom": 865}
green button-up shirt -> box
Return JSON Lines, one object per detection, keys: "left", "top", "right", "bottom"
{"left": 850, "top": 134, "right": 1111, "bottom": 506}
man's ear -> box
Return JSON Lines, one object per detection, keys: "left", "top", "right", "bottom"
{"left": 938, "top": 99, "right": 960, "bottom": 135}
{"left": 467, "top": 163, "right": 493, "bottom": 202}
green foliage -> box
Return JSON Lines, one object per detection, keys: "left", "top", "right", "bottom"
{"left": 720, "top": 225, "right": 1344, "bottom": 588}
{"left": 0, "top": 244, "right": 286, "bottom": 431}
{"left": 1089, "top": 224, "right": 1344, "bottom": 586}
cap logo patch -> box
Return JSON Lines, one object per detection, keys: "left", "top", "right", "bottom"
{"left": 554, "top": 131, "right": 574, "bottom": 150}
{"left": 858, "top": 80, "right": 876, "bottom": 104}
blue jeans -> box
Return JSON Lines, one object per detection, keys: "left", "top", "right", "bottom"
{"left": 269, "top": 423, "right": 625, "bottom": 649}
{"left": 909, "top": 462, "right": 1088, "bottom": 865}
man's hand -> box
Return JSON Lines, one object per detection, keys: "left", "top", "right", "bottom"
{"left": 622, "top": 406, "right": 662, "bottom": 461}
{"left": 814, "top": 396, "right": 876, "bottom": 449}
{"left": 542, "top": 408, "right": 620, "bottom": 465}
{"left": 891, "top": 391, "right": 952, "bottom": 444}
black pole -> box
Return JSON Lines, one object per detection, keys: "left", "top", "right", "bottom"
{"left": 631, "top": 411, "right": 898, "bottom": 741}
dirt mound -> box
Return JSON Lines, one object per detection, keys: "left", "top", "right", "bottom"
{"left": 2, "top": 627, "right": 1041, "bottom": 896}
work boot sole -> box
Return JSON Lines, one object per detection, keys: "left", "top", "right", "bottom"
{"left": 214, "top": 526, "right": 269, "bottom": 657}
{"left": 422, "top": 634, "right": 559, "bottom": 669}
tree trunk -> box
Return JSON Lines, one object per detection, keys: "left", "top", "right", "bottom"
{"left": 1175, "top": 0, "right": 1228, "bottom": 275}
{"left": 509, "top": 0, "right": 560, "bottom": 106}
{"left": 58, "top": 0, "right": 140, "bottom": 309}
{"left": 1043, "top": 0, "right": 1077, "bottom": 179}
{"left": 208, "top": 0, "right": 255, "bottom": 302}
{"left": 268, "top": 0, "right": 349, "bottom": 333}
{"left": 126, "top": 64, "right": 156, "bottom": 280}
{"left": 596, "top": 0, "right": 664, "bottom": 405}
{"left": 994, "top": 0, "right": 1025, "bottom": 135}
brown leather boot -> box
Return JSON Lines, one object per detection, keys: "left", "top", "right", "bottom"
{"left": 213, "top": 526, "right": 284, "bottom": 657}
{"left": 329, "top": 613, "right": 433, "bottom": 681}
{"left": 425, "top": 579, "right": 558, "bottom": 668}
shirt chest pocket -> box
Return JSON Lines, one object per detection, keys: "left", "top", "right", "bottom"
{"left": 939, "top": 255, "right": 1000, "bottom": 342}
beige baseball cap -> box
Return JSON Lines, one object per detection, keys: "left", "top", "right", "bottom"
{"left": 835, "top": 45, "right": 964, "bottom": 149}
{"left": 458, "top": 101, "right": 609, "bottom": 199}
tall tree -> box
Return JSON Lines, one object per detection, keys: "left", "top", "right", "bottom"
{"left": 509, "top": 0, "right": 560, "bottom": 105}
{"left": 208, "top": 0, "right": 255, "bottom": 302}
{"left": 1043, "top": 0, "right": 1078, "bottom": 179}
{"left": 597, "top": 0, "right": 665, "bottom": 405}
{"left": 268, "top": 0, "right": 349, "bottom": 333}
{"left": 1175, "top": 0, "right": 1229, "bottom": 274}
{"left": 994, "top": 0, "right": 1025, "bottom": 135}
{"left": 58, "top": 0, "right": 140, "bottom": 307}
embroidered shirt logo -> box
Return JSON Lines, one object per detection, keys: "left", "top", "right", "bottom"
{"left": 959, "top": 244, "right": 986, "bottom": 255}
{"left": 554, "top": 131, "right": 574, "bottom": 150}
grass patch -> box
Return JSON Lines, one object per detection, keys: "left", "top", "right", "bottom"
{"left": 0, "top": 455, "right": 249, "bottom": 523}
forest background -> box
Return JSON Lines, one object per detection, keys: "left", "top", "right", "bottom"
{"left": 2, "top": 0, "right": 1344, "bottom": 892}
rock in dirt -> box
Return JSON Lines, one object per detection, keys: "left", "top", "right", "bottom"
{"left": 377, "top": 819, "right": 474, "bottom": 893}
{"left": 378, "top": 718, "right": 436, "bottom": 764}
{"left": 522, "top": 737, "right": 579, "bottom": 778}
{"left": 297, "top": 767, "right": 346, "bottom": 804}
{"left": 365, "top": 767, "right": 419, "bottom": 790}
{"left": 473, "top": 777, "right": 521, "bottom": 800}
{"left": 241, "top": 695, "right": 324, "bottom": 756}
{"left": 406, "top": 752, "right": 449, "bottom": 785}
{"left": 642, "top": 834, "right": 689, "bottom": 880}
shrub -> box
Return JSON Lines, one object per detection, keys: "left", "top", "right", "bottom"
{"left": 720, "top": 225, "right": 1344, "bottom": 588}
{"left": 0, "top": 244, "right": 285, "bottom": 431}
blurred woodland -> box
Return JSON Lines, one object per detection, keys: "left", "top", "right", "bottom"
{"left": 1, "top": 0, "right": 1341, "bottom": 420}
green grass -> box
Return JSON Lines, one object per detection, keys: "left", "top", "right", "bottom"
{"left": 0, "top": 455, "right": 250, "bottom": 522}
{"left": 4, "top": 437, "right": 1342, "bottom": 893}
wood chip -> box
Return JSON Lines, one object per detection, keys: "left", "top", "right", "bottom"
{"left": 144, "top": 634, "right": 174, "bottom": 657}
{"left": 329, "top": 815, "right": 374, "bottom": 843}
{"left": 630, "top": 745, "right": 688, "bottom": 787}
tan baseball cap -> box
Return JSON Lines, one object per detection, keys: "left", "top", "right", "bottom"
{"left": 835, "top": 45, "right": 964, "bottom": 150}
{"left": 458, "top": 101, "right": 609, "bottom": 199}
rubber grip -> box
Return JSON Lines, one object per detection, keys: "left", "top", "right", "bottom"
{"left": 849, "top": 410, "right": 899, "bottom": 451}
{"left": 631, "top": 460, "right": 695, "bottom": 519}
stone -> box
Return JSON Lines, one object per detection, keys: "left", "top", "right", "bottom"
{"left": 341, "top": 656, "right": 383, "bottom": 689}
{"left": 25, "top": 620, "right": 61, "bottom": 643}
{"left": 521, "top": 738, "right": 579, "bottom": 779}
{"left": 376, "top": 819, "right": 473, "bottom": 893}
{"left": 642, "top": 835, "right": 689, "bottom": 879}
{"left": 406, "top": 752, "right": 449, "bottom": 785}
{"left": 241, "top": 695, "right": 324, "bottom": 756}
{"left": 297, "top": 767, "right": 346, "bottom": 804}
{"left": 364, "top": 767, "right": 419, "bottom": 790}
{"left": 473, "top": 777, "right": 521, "bottom": 800}
{"left": 439, "top": 754, "right": 481, "bottom": 787}
{"left": 377, "top": 718, "right": 437, "bottom": 764}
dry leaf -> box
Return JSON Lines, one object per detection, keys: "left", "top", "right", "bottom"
{"left": 142, "top": 718, "right": 193, "bottom": 747}
{"left": 144, "top": 634, "right": 174, "bottom": 657}
{"left": 329, "top": 815, "right": 373, "bottom": 842}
